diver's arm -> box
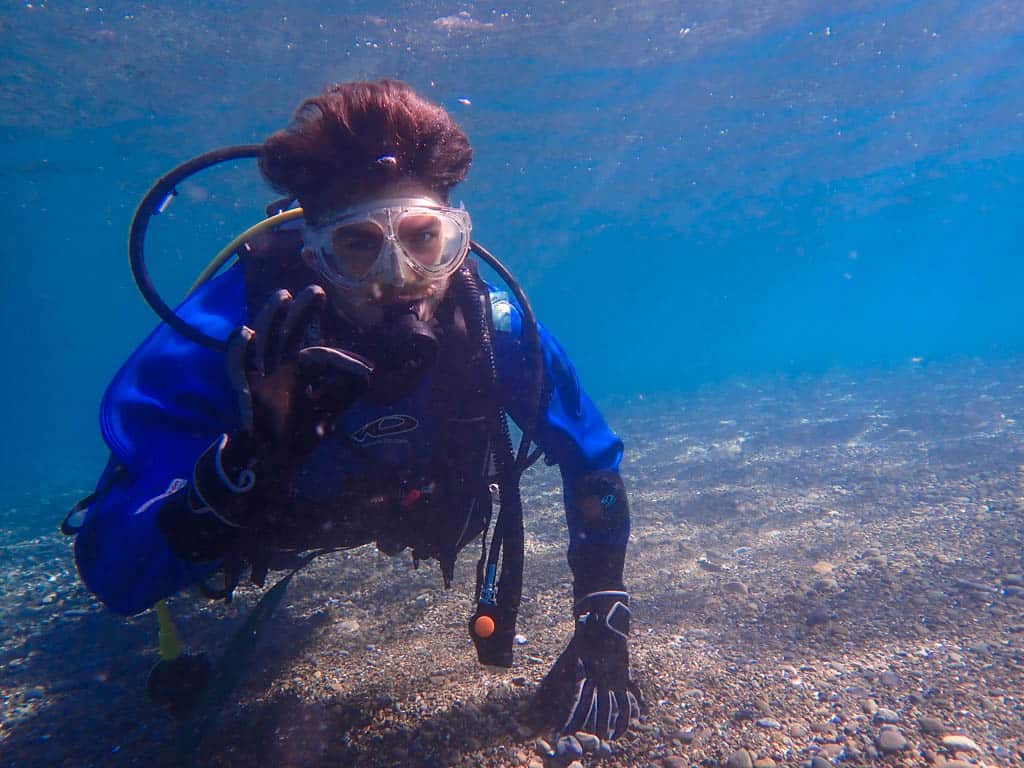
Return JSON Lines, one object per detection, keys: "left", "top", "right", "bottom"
{"left": 74, "top": 273, "right": 367, "bottom": 615}
{"left": 493, "top": 297, "right": 639, "bottom": 739}
{"left": 74, "top": 460, "right": 226, "bottom": 616}
{"left": 74, "top": 271, "right": 247, "bottom": 616}
{"left": 492, "top": 297, "right": 630, "bottom": 598}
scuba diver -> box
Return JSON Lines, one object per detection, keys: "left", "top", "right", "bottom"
{"left": 66, "top": 79, "right": 639, "bottom": 742}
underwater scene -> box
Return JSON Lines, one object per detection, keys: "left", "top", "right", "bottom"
{"left": 2, "top": 2, "right": 1023, "bottom": 767}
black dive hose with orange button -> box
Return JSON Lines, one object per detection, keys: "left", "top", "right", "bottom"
{"left": 456, "top": 262, "right": 529, "bottom": 668}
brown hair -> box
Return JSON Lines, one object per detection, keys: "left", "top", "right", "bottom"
{"left": 260, "top": 79, "right": 472, "bottom": 219}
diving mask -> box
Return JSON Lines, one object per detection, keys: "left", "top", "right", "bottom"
{"left": 302, "top": 198, "right": 472, "bottom": 289}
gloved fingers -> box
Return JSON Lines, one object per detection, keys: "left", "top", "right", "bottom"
{"left": 250, "top": 289, "right": 293, "bottom": 375}
{"left": 298, "top": 346, "right": 374, "bottom": 383}
{"left": 606, "top": 683, "right": 641, "bottom": 740}
{"left": 299, "top": 346, "right": 374, "bottom": 410}
{"left": 626, "top": 688, "right": 641, "bottom": 732}
{"left": 279, "top": 285, "right": 326, "bottom": 359}
{"left": 563, "top": 677, "right": 598, "bottom": 735}
{"left": 226, "top": 326, "right": 256, "bottom": 434}
{"left": 599, "top": 689, "right": 620, "bottom": 740}
{"left": 628, "top": 677, "right": 643, "bottom": 712}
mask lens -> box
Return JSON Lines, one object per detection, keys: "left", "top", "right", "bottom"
{"left": 396, "top": 213, "right": 445, "bottom": 267}
{"left": 397, "top": 211, "right": 464, "bottom": 269}
{"left": 327, "top": 220, "right": 385, "bottom": 278}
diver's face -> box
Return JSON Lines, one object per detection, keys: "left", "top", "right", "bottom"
{"left": 301, "top": 183, "right": 462, "bottom": 327}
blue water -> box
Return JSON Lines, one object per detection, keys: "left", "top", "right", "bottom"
{"left": 1, "top": 0, "right": 1022, "bottom": 507}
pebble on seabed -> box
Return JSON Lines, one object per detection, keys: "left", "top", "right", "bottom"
{"left": 876, "top": 726, "right": 908, "bottom": 753}
{"left": 942, "top": 734, "right": 982, "bottom": 753}
{"left": 575, "top": 732, "right": 600, "bottom": 752}
{"left": 918, "top": 715, "right": 947, "bottom": 735}
{"left": 872, "top": 707, "right": 900, "bottom": 724}
{"left": 726, "top": 747, "right": 753, "bottom": 768}
{"left": 556, "top": 734, "right": 583, "bottom": 759}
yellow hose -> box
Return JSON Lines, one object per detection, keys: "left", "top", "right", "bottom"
{"left": 154, "top": 600, "right": 182, "bottom": 661}
{"left": 186, "top": 207, "right": 305, "bottom": 297}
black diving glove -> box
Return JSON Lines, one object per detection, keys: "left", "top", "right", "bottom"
{"left": 533, "top": 590, "right": 640, "bottom": 740}
{"left": 227, "top": 285, "right": 373, "bottom": 462}
{"left": 157, "top": 286, "right": 372, "bottom": 558}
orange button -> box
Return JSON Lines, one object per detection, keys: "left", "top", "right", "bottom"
{"left": 473, "top": 615, "right": 496, "bottom": 638}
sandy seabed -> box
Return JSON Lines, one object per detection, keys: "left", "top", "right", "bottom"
{"left": 2, "top": 359, "right": 1022, "bottom": 768}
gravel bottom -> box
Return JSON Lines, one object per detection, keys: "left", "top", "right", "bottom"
{"left": 2, "top": 359, "right": 1023, "bottom": 767}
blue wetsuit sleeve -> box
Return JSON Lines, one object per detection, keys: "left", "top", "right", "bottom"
{"left": 74, "top": 268, "right": 246, "bottom": 616}
{"left": 492, "top": 297, "right": 623, "bottom": 476}
{"left": 492, "top": 293, "right": 629, "bottom": 595}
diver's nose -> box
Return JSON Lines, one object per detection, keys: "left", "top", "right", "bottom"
{"left": 380, "top": 240, "right": 410, "bottom": 287}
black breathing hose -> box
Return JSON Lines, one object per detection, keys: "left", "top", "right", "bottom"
{"left": 128, "top": 144, "right": 263, "bottom": 352}
{"left": 454, "top": 266, "right": 525, "bottom": 633}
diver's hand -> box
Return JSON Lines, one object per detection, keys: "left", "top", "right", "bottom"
{"left": 533, "top": 591, "right": 640, "bottom": 740}
{"left": 181, "top": 286, "right": 372, "bottom": 530}
{"left": 227, "top": 286, "right": 373, "bottom": 459}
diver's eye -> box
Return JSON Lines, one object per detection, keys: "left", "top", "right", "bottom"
{"left": 337, "top": 234, "right": 380, "bottom": 253}
{"left": 409, "top": 229, "right": 437, "bottom": 245}
{"left": 398, "top": 215, "right": 443, "bottom": 264}
{"left": 329, "top": 222, "right": 385, "bottom": 277}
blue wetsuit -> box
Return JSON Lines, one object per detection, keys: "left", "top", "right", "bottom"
{"left": 74, "top": 266, "right": 626, "bottom": 616}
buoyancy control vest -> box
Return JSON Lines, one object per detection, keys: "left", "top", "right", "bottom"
{"left": 235, "top": 227, "right": 497, "bottom": 589}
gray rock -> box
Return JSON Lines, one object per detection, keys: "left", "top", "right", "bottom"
{"left": 534, "top": 738, "right": 554, "bottom": 758}
{"left": 1003, "top": 574, "right": 1024, "bottom": 587}
{"left": 918, "top": 715, "right": 946, "bottom": 735}
{"left": 576, "top": 732, "right": 600, "bottom": 753}
{"left": 336, "top": 618, "right": 360, "bottom": 634}
{"left": 726, "top": 748, "right": 753, "bottom": 768}
{"left": 556, "top": 734, "right": 583, "bottom": 759}
{"left": 954, "top": 578, "right": 993, "bottom": 592}
{"left": 819, "top": 743, "right": 844, "bottom": 759}
{"left": 941, "top": 734, "right": 981, "bottom": 753}
{"left": 724, "top": 580, "right": 748, "bottom": 596}
{"left": 809, "top": 757, "right": 831, "bottom": 768}
{"left": 814, "top": 577, "right": 840, "bottom": 592}
{"left": 872, "top": 707, "right": 900, "bottom": 724}
{"left": 876, "top": 727, "right": 908, "bottom": 753}
{"left": 596, "top": 740, "right": 613, "bottom": 758}
{"left": 879, "top": 670, "right": 900, "bottom": 687}
{"left": 661, "top": 758, "right": 687, "bottom": 768}
{"left": 805, "top": 606, "right": 829, "bottom": 626}
{"left": 756, "top": 718, "right": 782, "bottom": 729}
